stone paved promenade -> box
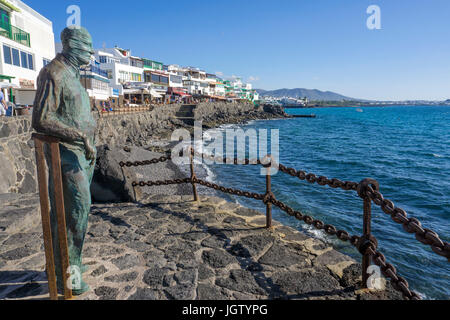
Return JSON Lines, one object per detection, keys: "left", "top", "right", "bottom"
{"left": 0, "top": 193, "right": 401, "bottom": 300}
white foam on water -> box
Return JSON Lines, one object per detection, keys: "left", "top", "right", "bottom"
{"left": 302, "top": 224, "right": 328, "bottom": 242}
{"left": 201, "top": 161, "right": 216, "bottom": 182}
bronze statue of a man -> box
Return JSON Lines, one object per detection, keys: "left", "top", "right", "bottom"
{"left": 32, "top": 26, "right": 96, "bottom": 295}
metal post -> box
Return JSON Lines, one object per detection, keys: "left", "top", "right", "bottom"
{"left": 33, "top": 138, "right": 58, "bottom": 300}
{"left": 189, "top": 147, "right": 199, "bottom": 202}
{"left": 265, "top": 165, "right": 272, "bottom": 229}
{"left": 362, "top": 196, "right": 371, "bottom": 288}
{"left": 357, "top": 178, "right": 378, "bottom": 290}
{"left": 49, "top": 142, "right": 73, "bottom": 300}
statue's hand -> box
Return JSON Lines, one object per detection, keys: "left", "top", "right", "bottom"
{"left": 82, "top": 136, "right": 96, "bottom": 166}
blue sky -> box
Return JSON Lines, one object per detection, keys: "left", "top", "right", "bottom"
{"left": 25, "top": 0, "right": 450, "bottom": 100}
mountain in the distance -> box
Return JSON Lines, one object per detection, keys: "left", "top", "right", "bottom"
{"left": 255, "top": 88, "right": 357, "bottom": 101}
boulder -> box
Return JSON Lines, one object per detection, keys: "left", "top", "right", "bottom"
{"left": 91, "top": 146, "right": 191, "bottom": 203}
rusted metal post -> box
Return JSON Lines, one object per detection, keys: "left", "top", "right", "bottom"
{"left": 362, "top": 196, "right": 372, "bottom": 288}
{"left": 189, "top": 147, "right": 199, "bottom": 202}
{"left": 32, "top": 133, "right": 73, "bottom": 300}
{"left": 49, "top": 142, "right": 72, "bottom": 300}
{"left": 265, "top": 164, "right": 273, "bottom": 229}
{"left": 33, "top": 137, "right": 58, "bottom": 301}
{"left": 357, "top": 178, "right": 379, "bottom": 290}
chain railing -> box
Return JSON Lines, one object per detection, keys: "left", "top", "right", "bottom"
{"left": 119, "top": 147, "right": 449, "bottom": 300}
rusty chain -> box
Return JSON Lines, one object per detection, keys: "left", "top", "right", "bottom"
{"left": 278, "top": 164, "right": 359, "bottom": 191}
{"left": 119, "top": 155, "right": 172, "bottom": 168}
{"left": 194, "top": 177, "right": 265, "bottom": 201}
{"left": 131, "top": 178, "right": 191, "bottom": 187}
{"left": 363, "top": 185, "right": 450, "bottom": 261}
{"left": 366, "top": 245, "right": 421, "bottom": 300}
{"left": 192, "top": 149, "right": 262, "bottom": 166}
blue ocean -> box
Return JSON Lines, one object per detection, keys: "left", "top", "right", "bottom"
{"left": 203, "top": 106, "right": 449, "bottom": 300}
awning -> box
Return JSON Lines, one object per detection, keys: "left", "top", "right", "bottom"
{"left": 0, "top": 82, "right": 20, "bottom": 89}
{"left": 0, "top": 0, "right": 21, "bottom": 12}
{"left": 210, "top": 95, "right": 226, "bottom": 100}
{"left": 123, "top": 88, "right": 150, "bottom": 95}
{"left": 149, "top": 89, "right": 163, "bottom": 98}
{"left": 172, "top": 90, "right": 191, "bottom": 97}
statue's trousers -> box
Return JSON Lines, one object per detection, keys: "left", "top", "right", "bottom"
{"left": 46, "top": 143, "right": 95, "bottom": 287}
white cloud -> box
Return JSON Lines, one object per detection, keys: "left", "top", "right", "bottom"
{"left": 248, "top": 76, "right": 260, "bottom": 82}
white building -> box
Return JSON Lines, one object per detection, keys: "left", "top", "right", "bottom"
{"left": 214, "top": 78, "right": 226, "bottom": 97}
{"left": 0, "top": 0, "right": 55, "bottom": 105}
{"left": 80, "top": 61, "right": 114, "bottom": 103}
{"left": 95, "top": 47, "right": 144, "bottom": 95}
{"left": 166, "top": 64, "right": 184, "bottom": 89}
{"left": 182, "top": 67, "right": 210, "bottom": 96}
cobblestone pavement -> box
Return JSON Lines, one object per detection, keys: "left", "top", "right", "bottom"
{"left": 0, "top": 194, "right": 402, "bottom": 300}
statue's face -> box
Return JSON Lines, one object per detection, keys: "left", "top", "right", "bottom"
{"left": 72, "top": 39, "right": 94, "bottom": 66}
{"left": 61, "top": 27, "right": 94, "bottom": 67}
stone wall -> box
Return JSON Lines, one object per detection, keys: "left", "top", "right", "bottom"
{"left": 96, "top": 104, "right": 182, "bottom": 147}
{"left": 0, "top": 117, "right": 36, "bottom": 194}
{"left": 0, "top": 102, "right": 287, "bottom": 194}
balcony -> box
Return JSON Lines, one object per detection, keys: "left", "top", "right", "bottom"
{"left": 88, "top": 66, "right": 108, "bottom": 78}
{"left": 0, "top": 20, "right": 30, "bottom": 47}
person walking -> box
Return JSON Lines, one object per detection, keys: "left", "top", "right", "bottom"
{"left": 0, "top": 90, "right": 8, "bottom": 116}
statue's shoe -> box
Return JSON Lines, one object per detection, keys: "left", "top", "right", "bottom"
{"left": 71, "top": 280, "right": 90, "bottom": 296}
{"left": 57, "top": 279, "right": 90, "bottom": 296}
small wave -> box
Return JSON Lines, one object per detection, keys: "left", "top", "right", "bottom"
{"left": 219, "top": 123, "right": 241, "bottom": 129}
{"left": 432, "top": 153, "right": 443, "bottom": 158}
{"left": 201, "top": 162, "right": 216, "bottom": 182}
{"left": 301, "top": 223, "right": 328, "bottom": 242}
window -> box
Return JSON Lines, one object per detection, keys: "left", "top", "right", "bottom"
{"left": 119, "top": 70, "right": 129, "bottom": 82}
{"left": 92, "top": 79, "right": 109, "bottom": 92}
{"left": 0, "top": 9, "right": 10, "bottom": 24}
{"left": 151, "top": 74, "right": 159, "bottom": 83}
{"left": 3, "top": 45, "right": 11, "bottom": 64}
{"left": 27, "top": 54, "right": 33, "bottom": 70}
{"left": 131, "top": 59, "right": 143, "bottom": 68}
{"left": 170, "top": 75, "right": 182, "bottom": 84}
{"left": 12, "top": 48, "right": 20, "bottom": 66}
{"left": 131, "top": 73, "right": 141, "bottom": 82}
{"left": 21, "top": 51, "right": 28, "bottom": 68}
{"left": 160, "top": 76, "right": 168, "bottom": 84}
{"left": 99, "top": 56, "right": 107, "bottom": 63}
{"left": 3, "top": 44, "right": 34, "bottom": 70}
